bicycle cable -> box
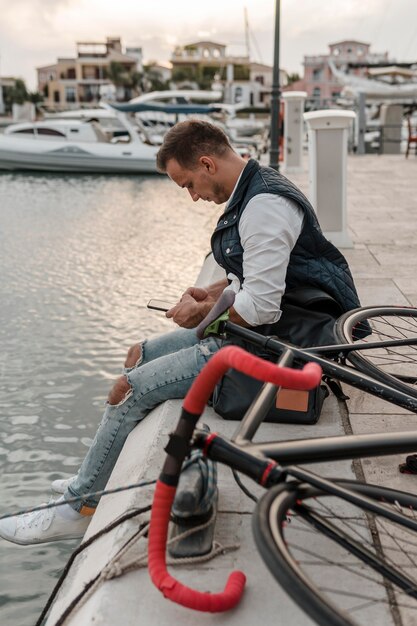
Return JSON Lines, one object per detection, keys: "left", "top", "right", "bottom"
{"left": 232, "top": 469, "right": 258, "bottom": 503}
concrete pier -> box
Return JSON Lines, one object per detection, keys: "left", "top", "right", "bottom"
{"left": 46, "top": 154, "right": 417, "bottom": 626}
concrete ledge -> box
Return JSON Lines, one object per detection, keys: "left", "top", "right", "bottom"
{"left": 45, "top": 253, "right": 357, "bottom": 625}
{"left": 46, "top": 392, "right": 354, "bottom": 626}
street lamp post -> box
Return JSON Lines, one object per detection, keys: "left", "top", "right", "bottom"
{"left": 269, "top": 0, "right": 281, "bottom": 171}
{"left": 0, "top": 55, "right": 4, "bottom": 116}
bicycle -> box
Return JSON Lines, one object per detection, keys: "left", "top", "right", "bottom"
{"left": 147, "top": 293, "right": 417, "bottom": 626}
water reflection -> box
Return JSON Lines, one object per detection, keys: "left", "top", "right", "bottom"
{"left": 0, "top": 171, "right": 219, "bottom": 625}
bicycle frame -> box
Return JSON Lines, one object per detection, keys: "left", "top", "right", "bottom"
{"left": 148, "top": 337, "right": 417, "bottom": 613}
{"left": 195, "top": 291, "right": 417, "bottom": 413}
{"left": 222, "top": 320, "right": 417, "bottom": 414}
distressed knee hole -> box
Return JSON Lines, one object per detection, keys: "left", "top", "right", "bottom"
{"left": 198, "top": 343, "right": 212, "bottom": 357}
{"left": 108, "top": 375, "right": 132, "bottom": 406}
{"left": 124, "top": 343, "right": 142, "bottom": 369}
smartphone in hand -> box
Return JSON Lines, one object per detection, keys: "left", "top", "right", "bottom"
{"left": 147, "top": 299, "right": 175, "bottom": 312}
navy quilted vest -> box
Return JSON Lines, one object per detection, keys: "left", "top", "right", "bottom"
{"left": 211, "top": 159, "right": 362, "bottom": 315}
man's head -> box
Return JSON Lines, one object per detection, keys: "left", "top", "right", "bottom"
{"left": 156, "top": 119, "right": 232, "bottom": 171}
{"left": 156, "top": 119, "right": 246, "bottom": 204}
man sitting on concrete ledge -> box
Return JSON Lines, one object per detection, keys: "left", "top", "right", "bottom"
{"left": 0, "top": 119, "right": 363, "bottom": 545}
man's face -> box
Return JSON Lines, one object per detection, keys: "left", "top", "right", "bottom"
{"left": 165, "top": 158, "right": 229, "bottom": 205}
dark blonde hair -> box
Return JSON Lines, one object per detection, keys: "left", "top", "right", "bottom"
{"left": 156, "top": 119, "right": 233, "bottom": 172}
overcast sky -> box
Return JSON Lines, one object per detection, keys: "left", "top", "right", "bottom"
{"left": 1, "top": 0, "right": 417, "bottom": 90}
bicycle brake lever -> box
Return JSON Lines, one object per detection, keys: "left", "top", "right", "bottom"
{"left": 196, "top": 289, "right": 236, "bottom": 340}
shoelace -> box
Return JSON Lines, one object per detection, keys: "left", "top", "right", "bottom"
{"left": 17, "top": 502, "right": 54, "bottom": 531}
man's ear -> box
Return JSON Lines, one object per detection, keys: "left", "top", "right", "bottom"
{"left": 199, "top": 156, "right": 216, "bottom": 173}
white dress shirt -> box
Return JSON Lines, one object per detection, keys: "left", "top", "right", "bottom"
{"left": 224, "top": 192, "right": 304, "bottom": 326}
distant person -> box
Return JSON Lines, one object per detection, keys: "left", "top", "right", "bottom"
{"left": 0, "top": 120, "right": 363, "bottom": 544}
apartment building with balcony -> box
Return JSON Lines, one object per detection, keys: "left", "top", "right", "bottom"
{"left": 37, "top": 37, "right": 143, "bottom": 108}
{"left": 171, "top": 40, "right": 286, "bottom": 107}
{"left": 285, "top": 40, "right": 390, "bottom": 105}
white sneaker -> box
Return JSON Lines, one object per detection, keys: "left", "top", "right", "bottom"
{"left": 0, "top": 501, "right": 92, "bottom": 545}
{"left": 51, "top": 475, "right": 77, "bottom": 494}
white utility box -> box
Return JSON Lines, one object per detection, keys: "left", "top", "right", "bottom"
{"left": 304, "top": 109, "right": 356, "bottom": 248}
{"left": 282, "top": 91, "right": 307, "bottom": 172}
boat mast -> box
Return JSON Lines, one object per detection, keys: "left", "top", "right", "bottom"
{"left": 244, "top": 7, "right": 251, "bottom": 60}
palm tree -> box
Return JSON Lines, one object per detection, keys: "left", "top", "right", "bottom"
{"left": 106, "top": 62, "right": 143, "bottom": 100}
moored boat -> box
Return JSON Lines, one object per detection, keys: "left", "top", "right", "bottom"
{"left": 0, "top": 112, "right": 160, "bottom": 174}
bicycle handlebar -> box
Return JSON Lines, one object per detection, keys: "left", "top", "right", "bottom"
{"left": 148, "top": 346, "right": 322, "bottom": 612}
{"left": 148, "top": 480, "right": 246, "bottom": 611}
{"left": 183, "top": 345, "right": 322, "bottom": 415}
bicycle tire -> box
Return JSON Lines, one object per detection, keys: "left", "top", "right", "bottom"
{"left": 334, "top": 306, "right": 417, "bottom": 399}
{"left": 253, "top": 480, "right": 417, "bottom": 626}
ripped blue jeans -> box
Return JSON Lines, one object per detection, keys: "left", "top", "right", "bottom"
{"left": 66, "top": 328, "right": 222, "bottom": 511}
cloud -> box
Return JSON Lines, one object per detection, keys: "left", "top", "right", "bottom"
{"left": 1, "top": 0, "right": 417, "bottom": 89}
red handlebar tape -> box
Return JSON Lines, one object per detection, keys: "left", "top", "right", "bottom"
{"left": 183, "top": 345, "right": 322, "bottom": 416}
{"left": 148, "top": 346, "right": 322, "bottom": 612}
{"left": 148, "top": 480, "right": 246, "bottom": 611}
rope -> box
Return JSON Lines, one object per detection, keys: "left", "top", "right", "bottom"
{"left": 34, "top": 434, "right": 253, "bottom": 624}
{"left": 52, "top": 522, "right": 151, "bottom": 626}
{"left": 48, "top": 507, "right": 240, "bottom": 626}
{"left": 35, "top": 447, "right": 215, "bottom": 623}
{"left": 2, "top": 430, "right": 214, "bottom": 522}
{"left": 105, "top": 509, "right": 241, "bottom": 573}
{"left": 0, "top": 479, "right": 156, "bottom": 522}
{"left": 35, "top": 505, "right": 151, "bottom": 626}
{"left": 172, "top": 443, "right": 217, "bottom": 517}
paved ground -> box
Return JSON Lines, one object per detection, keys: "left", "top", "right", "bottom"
{"left": 46, "top": 153, "right": 417, "bottom": 626}
{"left": 290, "top": 154, "right": 417, "bottom": 494}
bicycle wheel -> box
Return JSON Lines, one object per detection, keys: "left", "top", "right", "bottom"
{"left": 334, "top": 306, "right": 417, "bottom": 399}
{"left": 253, "top": 480, "right": 417, "bottom": 626}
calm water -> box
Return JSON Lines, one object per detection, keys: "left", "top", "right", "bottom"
{"left": 0, "top": 171, "right": 218, "bottom": 625}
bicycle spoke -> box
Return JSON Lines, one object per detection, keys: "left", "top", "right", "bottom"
{"left": 276, "top": 491, "right": 417, "bottom": 624}
{"left": 337, "top": 308, "right": 417, "bottom": 396}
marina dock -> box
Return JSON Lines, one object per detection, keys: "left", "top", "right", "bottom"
{"left": 42, "top": 153, "right": 417, "bottom": 625}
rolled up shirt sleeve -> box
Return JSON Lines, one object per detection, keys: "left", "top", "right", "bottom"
{"left": 228, "top": 193, "right": 303, "bottom": 326}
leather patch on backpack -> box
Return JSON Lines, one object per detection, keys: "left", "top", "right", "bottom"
{"left": 276, "top": 389, "right": 309, "bottom": 412}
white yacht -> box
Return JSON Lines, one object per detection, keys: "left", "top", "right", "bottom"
{"left": 0, "top": 112, "right": 160, "bottom": 174}
{"left": 42, "top": 90, "right": 269, "bottom": 154}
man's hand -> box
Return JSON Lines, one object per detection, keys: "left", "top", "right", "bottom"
{"left": 182, "top": 286, "right": 209, "bottom": 302}
{"left": 166, "top": 293, "right": 213, "bottom": 328}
